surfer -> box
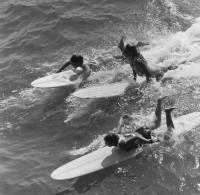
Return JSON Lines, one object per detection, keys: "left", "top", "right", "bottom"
{"left": 104, "top": 106, "right": 177, "bottom": 151}
{"left": 123, "top": 44, "right": 178, "bottom": 82}
{"left": 104, "top": 131, "right": 154, "bottom": 151}
{"left": 103, "top": 96, "right": 168, "bottom": 151}
{"left": 57, "top": 54, "right": 91, "bottom": 87}
{"left": 93, "top": 36, "right": 149, "bottom": 67}
{"left": 113, "top": 36, "right": 150, "bottom": 62}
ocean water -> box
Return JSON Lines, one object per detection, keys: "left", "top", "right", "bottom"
{"left": 1, "top": 0, "right": 200, "bottom": 194}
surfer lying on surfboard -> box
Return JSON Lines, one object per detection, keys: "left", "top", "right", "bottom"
{"left": 123, "top": 43, "right": 178, "bottom": 83}
{"left": 57, "top": 54, "right": 91, "bottom": 88}
{"left": 104, "top": 106, "right": 176, "bottom": 151}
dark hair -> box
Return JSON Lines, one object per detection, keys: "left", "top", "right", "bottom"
{"left": 124, "top": 44, "right": 140, "bottom": 57}
{"left": 70, "top": 54, "right": 83, "bottom": 65}
{"left": 104, "top": 133, "right": 119, "bottom": 146}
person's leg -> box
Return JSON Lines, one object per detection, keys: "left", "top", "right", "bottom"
{"left": 149, "top": 96, "right": 168, "bottom": 130}
{"left": 164, "top": 107, "right": 177, "bottom": 141}
{"left": 165, "top": 107, "right": 177, "bottom": 130}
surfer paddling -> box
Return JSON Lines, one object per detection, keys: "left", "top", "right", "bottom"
{"left": 57, "top": 54, "right": 91, "bottom": 87}
{"left": 117, "top": 96, "right": 168, "bottom": 133}
{"left": 123, "top": 41, "right": 177, "bottom": 82}
{"left": 104, "top": 106, "right": 177, "bottom": 151}
{"left": 104, "top": 96, "right": 168, "bottom": 151}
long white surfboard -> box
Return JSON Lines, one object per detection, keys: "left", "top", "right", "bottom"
{"left": 72, "top": 82, "right": 131, "bottom": 98}
{"left": 51, "top": 112, "right": 200, "bottom": 180}
{"left": 31, "top": 70, "right": 81, "bottom": 88}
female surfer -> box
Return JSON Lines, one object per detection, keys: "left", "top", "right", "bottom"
{"left": 104, "top": 105, "right": 177, "bottom": 151}
{"left": 57, "top": 54, "right": 91, "bottom": 88}
{"left": 123, "top": 44, "right": 178, "bottom": 82}
{"left": 104, "top": 96, "right": 169, "bottom": 151}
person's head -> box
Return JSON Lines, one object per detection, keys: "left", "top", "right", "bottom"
{"left": 70, "top": 54, "right": 83, "bottom": 66}
{"left": 104, "top": 133, "right": 119, "bottom": 147}
{"left": 124, "top": 44, "right": 140, "bottom": 58}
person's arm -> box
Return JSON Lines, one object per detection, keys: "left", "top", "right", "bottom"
{"left": 57, "top": 61, "right": 71, "bottom": 73}
{"left": 135, "top": 134, "right": 154, "bottom": 143}
{"left": 78, "top": 63, "right": 91, "bottom": 88}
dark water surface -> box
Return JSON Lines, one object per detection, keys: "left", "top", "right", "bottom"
{"left": 1, "top": 0, "right": 200, "bottom": 194}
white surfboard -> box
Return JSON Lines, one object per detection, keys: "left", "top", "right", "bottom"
{"left": 51, "top": 112, "right": 200, "bottom": 180}
{"left": 72, "top": 82, "right": 130, "bottom": 98}
{"left": 31, "top": 70, "right": 81, "bottom": 88}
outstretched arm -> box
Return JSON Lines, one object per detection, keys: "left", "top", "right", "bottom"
{"left": 57, "top": 61, "right": 71, "bottom": 73}
{"left": 135, "top": 134, "right": 153, "bottom": 143}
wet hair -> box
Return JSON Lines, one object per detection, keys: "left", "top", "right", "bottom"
{"left": 124, "top": 44, "right": 140, "bottom": 57}
{"left": 70, "top": 54, "right": 83, "bottom": 65}
{"left": 104, "top": 133, "right": 119, "bottom": 146}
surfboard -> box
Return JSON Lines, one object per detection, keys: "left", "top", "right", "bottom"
{"left": 72, "top": 82, "right": 130, "bottom": 98}
{"left": 51, "top": 112, "right": 200, "bottom": 180}
{"left": 31, "top": 70, "right": 81, "bottom": 88}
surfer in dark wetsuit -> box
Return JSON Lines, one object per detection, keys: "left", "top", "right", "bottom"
{"left": 123, "top": 43, "right": 178, "bottom": 83}
{"left": 57, "top": 54, "right": 91, "bottom": 87}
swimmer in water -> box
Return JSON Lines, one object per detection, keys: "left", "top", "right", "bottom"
{"left": 104, "top": 105, "right": 177, "bottom": 151}
{"left": 57, "top": 54, "right": 91, "bottom": 87}
{"left": 124, "top": 44, "right": 178, "bottom": 83}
